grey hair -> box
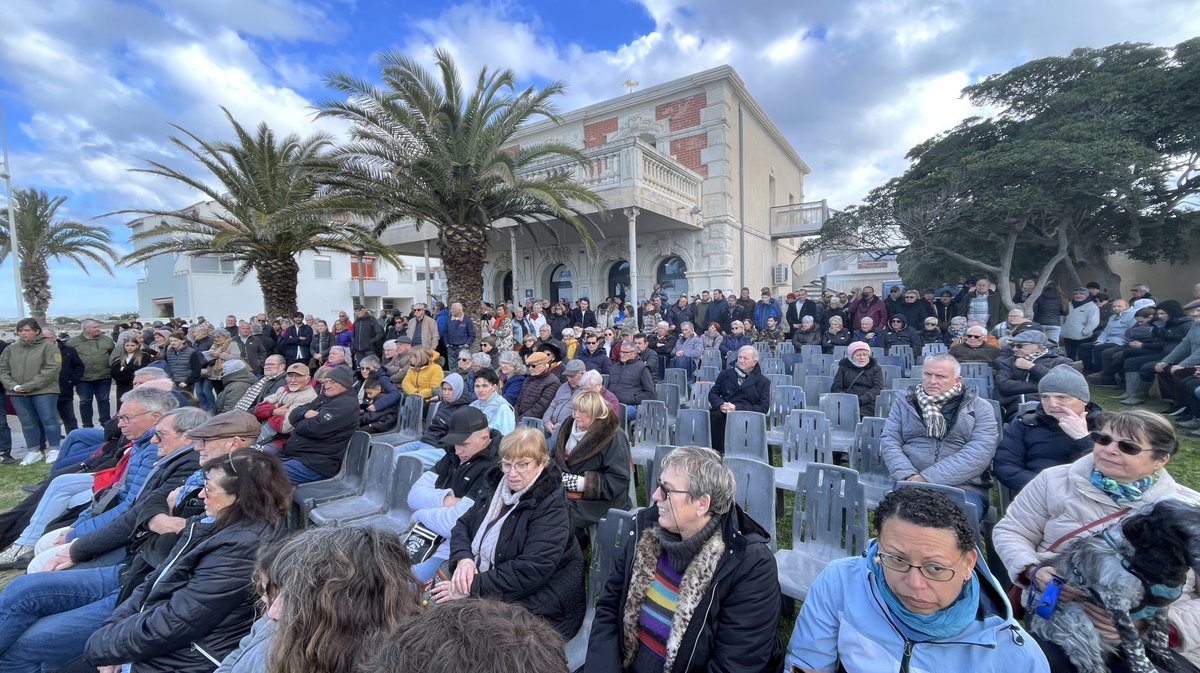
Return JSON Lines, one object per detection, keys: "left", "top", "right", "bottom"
{"left": 81, "top": 318, "right": 99, "bottom": 328}
{"left": 1007, "top": 307, "right": 1026, "bottom": 317}
{"left": 738, "top": 345, "right": 759, "bottom": 361}
{"left": 119, "top": 387, "right": 179, "bottom": 414}
{"left": 133, "top": 367, "right": 168, "bottom": 381}
{"left": 250, "top": 322, "right": 263, "bottom": 335}
{"left": 656, "top": 321, "right": 669, "bottom": 329}
{"left": 264, "top": 354, "right": 285, "bottom": 366}
{"left": 578, "top": 370, "right": 603, "bottom": 389}
{"left": 681, "top": 321, "right": 694, "bottom": 333}
{"left": 661, "top": 446, "right": 736, "bottom": 516}
{"left": 359, "top": 355, "right": 381, "bottom": 369}
{"left": 212, "top": 328, "right": 231, "bottom": 339}
{"left": 922, "top": 352, "right": 962, "bottom": 376}
{"left": 329, "top": 346, "right": 351, "bottom": 361}
{"left": 163, "top": 406, "right": 211, "bottom": 434}
{"left": 470, "top": 353, "right": 492, "bottom": 368}
{"left": 498, "top": 350, "right": 526, "bottom": 375}
{"left": 1133, "top": 283, "right": 1150, "bottom": 292}
{"left": 383, "top": 339, "right": 396, "bottom": 351}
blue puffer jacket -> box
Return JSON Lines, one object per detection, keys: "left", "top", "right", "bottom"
{"left": 992, "top": 403, "right": 1102, "bottom": 493}
{"left": 786, "top": 551, "right": 1048, "bottom": 673}
{"left": 68, "top": 427, "right": 159, "bottom": 541}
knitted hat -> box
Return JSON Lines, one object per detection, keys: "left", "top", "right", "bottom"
{"left": 221, "top": 359, "right": 246, "bottom": 375}
{"left": 847, "top": 341, "right": 871, "bottom": 357}
{"left": 1038, "top": 364, "right": 1090, "bottom": 402}
{"left": 324, "top": 366, "right": 355, "bottom": 389}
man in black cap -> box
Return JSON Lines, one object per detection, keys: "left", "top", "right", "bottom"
{"left": 406, "top": 407, "right": 501, "bottom": 581}
{"left": 279, "top": 365, "right": 360, "bottom": 483}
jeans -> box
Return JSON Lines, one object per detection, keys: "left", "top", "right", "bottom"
{"left": 74, "top": 379, "right": 112, "bottom": 428}
{"left": 394, "top": 440, "right": 446, "bottom": 470}
{"left": 10, "top": 394, "right": 60, "bottom": 450}
{"left": 0, "top": 389, "right": 11, "bottom": 455}
{"left": 52, "top": 428, "right": 106, "bottom": 471}
{"left": 0, "top": 564, "right": 120, "bottom": 672}
{"left": 412, "top": 553, "right": 449, "bottom": 583}
{"left": 195, "top": 378, "right": 216, "bottom": 412}
{"left": 1042, "top": 325, "right": 1062, "bottom": 344}
{"left": 282, "top": 459, "right": 325, "bottom": 484}
{"left": 16, "top": 473, "right": 93, "bottom": 546}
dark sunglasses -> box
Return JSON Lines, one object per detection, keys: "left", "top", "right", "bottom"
{"left": 1090, "top": 431, "right": 1151, "bottom": 456}
{"left": 964, "top": 334, "right": 984, "bottom": 340}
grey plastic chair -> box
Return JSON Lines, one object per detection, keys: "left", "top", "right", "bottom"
{"left": 630, "top": 399, "right": 671, "bottom": 464}
{"left": 700, "top": 356, "right": 722, "bottom": 371}
{"left": 292, "top": 432, "right": 373, "bottom": 522}
{"left": 519, "top": 416, "right": 545, "bottom": 431}
{"left": 879, "top": 364, "right": 903, "bottom": 390}
{"left": 761, "top": 358, "right": 785, "bottom": 376}
{"left": 891, "top": 377, "right": 918, "bottom": 390}
{"left": 922, "top": 342, "right": 948, "bottom": 356}
{"left": 987, "top": 398, "right": 1004, "bottom": 440}
{"left": 776, "top": 342, "right": 795, "bottom": 356}
{"left": 696, "top": 366, "right": 720, "bottom": 383}
{"left": 870, "top": 346, "right": 885, "bottom": 360}
{"left": 960, "top": 362, "right": 994, "bottom": 384}
{"left": 688, "top": 382, "right": 713, "bottom": 411}
{"left": 566, "top": 508, "right": 638, "bottom": 671}
{"left": 665, "top": 368, "right": 689, "bottom": 395}
{"left": 775, "top": 464, "right": 869, "bottom": 599}
{"left": 308, "top": 440, "right": 399, "bottom": 526}
{"left": 831, "top": 345, "right": 848, "bottom": 360}
{"left": 375, "top": 393, "right": 425, "bottom": 445}
{"left": 726, "top": 351, "right": 738, "bottom": 367}
{"left": 875, "top": 388, "right": 903, "bottom": 420}
{"left": 847, "top": 427, "right": 891, "bottom": 508}
{"left": 767, "top": 385, "right": 806, "bottom": 446}
{"left": 962, "top": 377, "right": 989, "bottom": 399}
{"left": 888, "top": 344, "right": 915, "bottom": 372}
{"left": 600, "top": 374, "right": 609, "bottom": 388}
{"left": 425, "top": 401, "right": 441, "bottom": 430}
{"left": 824, "top": 360, "right": 840, "bottom": 377}
{"left": 675, "top": 409, "right": 712, "bottom": 448}
{"left": 801, "top": 375, "right": 833, "bottom": 410}
{"left": 793, "top": 363, "right": 822, "bottom": 384}
{"left": 726, "top": 456, "right": 777, "bottom": 548}
{"left": 800, "top": 345, "right": 823, "bottom": 359}
{"left": 350, "top": 455, "right": 425, "bottom": 532}
{"left": 643, "top": 444, "right": 677, "bottom": 505}
{"left": 723, "top": 410, "right": 769, "bottom": 463}
{"left": 775, "top": 410, "right": 832, "bottom": 492}
{"left": 656, "top": 382, "right": 682, "bottom": 425}
{"left": 767, "top": 373, "right": 791, "bottom": 390}
{"left": 819, "top": 392, "right": 861, "bottom": 451}
{"left": 703, "top": 347, "right": 722, "bottom": 361}
{"left": 754, "top": 341, "right": 771, "bottom": 358}
{"left": 878, "top": 354, "right": 906, "bottom": 370}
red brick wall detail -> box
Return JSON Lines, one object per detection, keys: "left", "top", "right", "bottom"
{"left": 655, "top": 92, "right": 707, "bottom": 132}
{"left": 583, "top": 118, "right": 618, "bottom": 148}
{"left": 669, "top": 134, "right": 709, "bottom": 177}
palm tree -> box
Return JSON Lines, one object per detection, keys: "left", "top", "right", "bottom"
{"left": 115, "top": 108, "right": 402, "bottom": 318}
{"left": 0, "top": 189, "right": 116, "bottom": 322}
{"left": 317, "top": 49, "right": 606, "bottom": 324}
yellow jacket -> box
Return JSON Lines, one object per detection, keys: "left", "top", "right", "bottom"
{"left": 403, "top": 363, "right": 445, "bottom": 400}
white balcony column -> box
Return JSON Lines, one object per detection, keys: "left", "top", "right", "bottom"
{"left": 509, "top": 229, "right": 519, "bottom": 302}
{"left": 624, "top": 207, "right": 641, "bottom": 305}
{"left": 423, "top": 241, "right": 431, "bottom": 303}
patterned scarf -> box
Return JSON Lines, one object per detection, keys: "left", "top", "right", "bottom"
{"left": 1090, "top": 468, "right": 1159, "bottom": 504}
{"left": 913, "top": 384, "right": 963, "bottom": 439}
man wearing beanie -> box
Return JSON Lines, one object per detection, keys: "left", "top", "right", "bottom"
{"left": 993, "top": 364, "right": 1102, "bottom": 493}
{"left": 278, "top": 364, "right": 360, "bottom": 483}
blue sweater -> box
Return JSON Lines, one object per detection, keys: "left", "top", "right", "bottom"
{"left": 443, "top": 316, "right": 476, "bottom": 346}
{"left": 68, "top": 427, "right": 157, "bottom": 540}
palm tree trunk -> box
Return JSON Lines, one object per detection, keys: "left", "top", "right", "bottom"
{"left": 255, "top": 255, "right": 301, "bottom": 319}
{"left": 22, "top": 260, "right": 51, "bottom": 323}
{"left": 440, "top": 224, "right": 487, "bottom": 348}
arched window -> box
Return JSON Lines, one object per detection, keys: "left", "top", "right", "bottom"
{"left": 550, "top": 265, "right": 573, "bottom": 304}
{"left": 608, "top": 261, "right": 630, "bottom": 304}
{"left": 501, "top": 272, "right": 513, "bottom": 303}
{"left": 656, "top": 256, "right": 688, "bottom": 298}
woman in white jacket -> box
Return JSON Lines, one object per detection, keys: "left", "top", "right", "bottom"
{"left": 993, "top": 409, "right": 1200, "bottom": 671}
{"left": 1059, "top": 288, "right": 1100, "bottom": 360}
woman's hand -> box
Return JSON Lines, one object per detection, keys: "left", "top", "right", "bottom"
{"left": 451, "top": 559, "right": 477, "bottom": 597}
{"left": 1032, "top": 566, "right": 1088, "bottom": 600}
{"left": 1080, "top": 601, "right": 1120, "bottom": 643}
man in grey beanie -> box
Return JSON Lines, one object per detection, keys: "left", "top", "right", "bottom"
{"left": 993, "top": 364, "right": 1102, "bottom": 492}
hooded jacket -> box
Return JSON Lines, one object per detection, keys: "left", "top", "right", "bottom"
{"left": 0, "top": 333, "right": 61, "bottom": 395}
{"left": 585, "top": 504, "right": 782, "bottom": 673}
{"left": 882, "top": 315, "right": 920, "bottom": 349}
{"left": 992, "top": 402, "right": 1102, "bottom": 493}
{"left": 214, "top": 366, "right": 258, "bottom": 414}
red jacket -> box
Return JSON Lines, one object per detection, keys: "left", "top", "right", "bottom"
{"left": 847, "top": 295, "right": 889, "bottom": 331}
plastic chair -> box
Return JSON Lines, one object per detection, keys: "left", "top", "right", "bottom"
{"left": 962, "top": 377, "right": 989, "bottom": 399}
{"left": 665, "top": 368, "right": 689, "bottom": 395}
{"left": 922, "top": 342, "right": 948, "bottom": 356}
{"left": 960, "top": 362, "right": 994, "bottom": 384}
{"left": 723, "top": 410, "right": 769, "bottom": 463}
{"left": 775, "top": 464, "right": 869, "bottom": 599}
{"left": 308, "top": 440, "right": 399, "bottom": 526}
{"left": 888, "top": 344, "right": 915, "bottom": 370}
{"left": 776, "top": 342, "right": 795, "bottom": 356}
{"left": 703, "top": 347, "right": 722, "bottom": 361}
{"left": 600, "top": 374, "right": 609, "bottom": 388}
{"left": 349, "top": 455, "right": 425, "bottom": 532}
{"left": 793, "top": 363, "right": 822, "bottom": 384}
{"left": 761, "top": 358, "right": 785, "bottom": 376}
{"left": 695, "top": 366, "right": 720, "bottom": 383}
{"left": 775, "top": 411, "right": 832, "bottom": 492}
{"left": 877, "top": 354, "right": 906, "bottom": 370}
{"left": 891, "top": 377, "right": 918, "bottom": 390}
{"left": 801, "top": 375, "right": 833, "bottom": 410}
{"left": 878, "top": 364, "right": 902, "bottom": 390}
{"left": 374, "top": 393, "right": 425, "bottom": 445}
{"left": 425, "top": 401, "right": 441, "bottom": 430}
{"left": 726, "top": 351, "right": 738, "bottom": 367}
{"left": 656, "top": 382, "right": 682, "bottom": 425}
{"left": 519, "top": 416, "right": 545, "bottom": 431}
{"left": 675, "top": 409, "right": 712, "bottom": 448}
{"left": 292, "top": 432, "right": 373, "bottom": 522}
{"left": 870, "top": 347, "right": 885, "bottom": 360}
{"left": 688, "top": 382, "right": 713, "bottom": 411}
{"left": 754, "top": 341, "right": 771, "bottom": 358}
{"left": 987, "top": 398, "right": 1004, "bottom": 439}
{"left": 726, "top": 457, "right": 777, "bottom": 548}
{"left": 630, "top": 399, "right": 670, "bottom": 464}
{"left": 767, "top": 385, "right": 807, "bottom": 446}
{"left": 847, "top": 427, "right": 891, "bottom": 508}
{"left": 700, "top": 356, "right": 722, "bottom": 371}
{"left": 767, "top": 374, "right": 791, "bottom": 390}
{"left": 824, "top": 360, "right": 840, "bottom": 377}
{"left": 831, "top": 345, "right": 848, "bottom": 360}
{"left": 1018, "top": 400, "right": 1039, "bottom": 416}
{"left": 566, "top": 508, "right": 638, "bottom": 670}
{"left": 894, "top": 481, "right": 981, "bottom": 535}
{"left": 643, "top": 444, "right": 677, "bottom": 505}
{"left": 800, "top": 345, "right": 823, "bottom": 359}
{"left": 819, "top": 392, "right": 861, "bottom": 451}
{"left": 875, "top": 388, "right": 903, "bottom": 420}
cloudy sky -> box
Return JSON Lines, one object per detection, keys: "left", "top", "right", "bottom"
{"left": 1, "top": 0, "right": 1197, "bottom": 315}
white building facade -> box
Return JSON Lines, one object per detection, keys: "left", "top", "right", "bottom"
{"left": 128, "top": 201, "right": 442, "bottom": 322}
{"left": 380, "top": 66, "right": 817, "bottom": 307}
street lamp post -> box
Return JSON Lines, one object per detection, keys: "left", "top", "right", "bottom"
{"left": 0, "top": 106, "right": 23, "bottom": 318}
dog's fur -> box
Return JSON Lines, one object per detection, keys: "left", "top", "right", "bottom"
{"left": 1029, "top": 499, "right": 1200, "bottom": 673}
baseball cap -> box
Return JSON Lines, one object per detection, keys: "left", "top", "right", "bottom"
{"left": 441, "top": 407, "right": 489, "bottom": 446}
{"left": 286, "top": 363, "right": 309, "bottom": 376}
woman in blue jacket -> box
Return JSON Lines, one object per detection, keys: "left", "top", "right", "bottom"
{"left": 786, "top": 487, "right": 1047, "bottom": 673}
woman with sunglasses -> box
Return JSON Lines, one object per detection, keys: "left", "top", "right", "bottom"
{"left": 787, "top": 487, "right": 1047, "bottom": 673}
{"left": 994, "top": 409, "right": 1200, "bottom": 670}
{"left": 432, "top": 428, "right": 585, "bottom": 639}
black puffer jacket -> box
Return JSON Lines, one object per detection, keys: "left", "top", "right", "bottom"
{"left": 282, "top": 389, "right": 361, "bottom": 477}
{"left": 585, "top": 504, "right": 782, "bottom": 673}
{"left": 85, "top": 517, "right": 281, "bottom": 673}
{"left": 515, "top": 370, "right": 561, "bottom": 419}
{"left": 831, "top": 358, "right": 885, "bottom": 416}
{"left": 550, "top": 414, "right": 632, "bottom": 530}
{"left": 994, "top": 351, "right": 1074, "bottom": 411}
{"left": 449, "top": 462, "right": 585, "bottom": 639}
{"left": 993, "top": 402, "right": 1102, "bottom": 493}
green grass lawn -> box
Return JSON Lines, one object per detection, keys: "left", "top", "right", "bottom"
{"left": 0, "top": 462, "right": 51, "bottom": 511}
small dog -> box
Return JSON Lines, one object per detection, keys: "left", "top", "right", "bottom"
{"left": 1029, "top": 499, "right": 1200, "bottom": 673}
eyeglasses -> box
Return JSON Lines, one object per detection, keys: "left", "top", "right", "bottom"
{"left": 656, "top": 480, "right": 688, "bottom": 499}
{"left": 115, "top": 410, "right": 155, "bottom": 424}
{"left": 500, "top": 459, "right": 537, "bottom": 473}
{"left": 874, "top": 551, "right": 961, "bottom": 582}
{"left": 458, "top": 357, "right": 470, "bottom": 362}
{"left": 964, "top": 334, "right": 984, "bottom": 340}
{"left": 1090, "top": 431, "right": 1153, "bottom": 456}
{"left": 585, "top": 341, "right": 598, "bottom": 345}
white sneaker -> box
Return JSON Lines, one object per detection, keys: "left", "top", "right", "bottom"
{"left": 44, "top": 450, "right": 59, "bottom": 464}
{"left": 19, "top": 451, "right": 44, "bottom": 466}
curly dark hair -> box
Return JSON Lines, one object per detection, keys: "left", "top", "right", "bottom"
{"left": 874, "top": 487, "right": 975, "bottom": 552}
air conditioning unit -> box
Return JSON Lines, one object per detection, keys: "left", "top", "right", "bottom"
{"left": 772, "top": 264, "right": 790, "bottom": 286}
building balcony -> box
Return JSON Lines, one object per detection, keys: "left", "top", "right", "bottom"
{"left": 769, "top": 200, "right": 829, "bottom": 239}
{"left": 379, "top": 137, "right": 704, "bottom": 255}
{"left": 348, "top": 279, "right": 389, "bottom": 297}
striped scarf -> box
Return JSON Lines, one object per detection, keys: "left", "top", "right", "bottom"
{"left": 913, "top": 384, "right": 963, "bottom": 439}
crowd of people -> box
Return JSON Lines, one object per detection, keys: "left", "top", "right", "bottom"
{"left": 0, "top": 273, "right": 1192, "bottom": 672}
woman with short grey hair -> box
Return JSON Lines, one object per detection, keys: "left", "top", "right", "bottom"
{"left": 585, "top": 445, "right": 782, "bottom": 672}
